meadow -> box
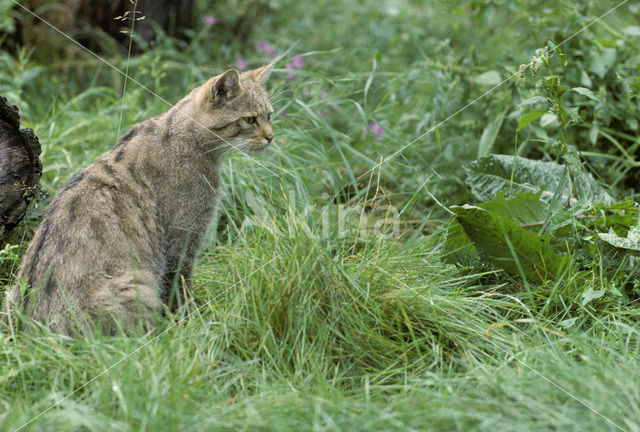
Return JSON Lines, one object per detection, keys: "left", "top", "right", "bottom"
{"left": 2, "top": 0, "right": 640, "bottom": 430}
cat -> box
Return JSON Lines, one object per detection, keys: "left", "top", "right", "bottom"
{"left": 2, "top": 64, "right": 274, "bottom": 336}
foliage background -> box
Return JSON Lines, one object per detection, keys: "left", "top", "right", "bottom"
{"left": 1, "top": 0, "right": 640, "bottom": 430}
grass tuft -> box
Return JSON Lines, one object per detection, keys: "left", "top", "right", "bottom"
{"left": 2, "top": 1, "right": 640, "bottom": 430}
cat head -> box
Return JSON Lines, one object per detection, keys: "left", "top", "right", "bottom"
{"left": 195, "top": 64, "right": 274, "bottom": 154}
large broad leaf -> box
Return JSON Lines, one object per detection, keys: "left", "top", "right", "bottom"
{"left": 599, "top": 224, "right": 640, "bottom": 252}
{"left": 443, "top": 218, "right": 478, "bottom": 266}
{"left": 481, "top": 191, "right": 549, "bottom": 227}
{"left": 445, "top": 191, "right": 551, "bottom": 267}
{"left": 451, "top": 203, "right": 569, "bottom": 280}
{"left": 464, "top": 154, "right": 614, "bottom": 205}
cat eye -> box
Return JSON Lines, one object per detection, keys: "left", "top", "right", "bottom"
{"left": 243, "top": 116, "right": 257, "bottom": 125}
{"left": 267, "top": 113, "right": 272, "bottom": 122}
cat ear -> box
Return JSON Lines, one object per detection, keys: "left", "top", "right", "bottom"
{"left": 251, "top": 63, "right": 273, "bottom": 85}
{"left": 212, "top": 69, "right": 241, "bottom": 100}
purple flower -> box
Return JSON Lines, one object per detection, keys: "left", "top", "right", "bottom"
{"left": 235, "top": 58, "right": 248, "bottom": 70}
{"left": 284, "top": 55, "right": 304, "bottom": 79}
{"left": 368, "top": 122, "right": 385, "bottom": 141}
{"left": 204, "top": 16, "right": 217, "bottom": 26}
{"left": 285, "top": 63, "right": 296, "bottom": 79}
{"left": 291, "top": 55, "right": 304, "bottom": 68}
{"left": 369, "top": 122, "right": 385, "bottom": 135}
{"left": 256, "top": 42, "right": 276, "bottom": 58}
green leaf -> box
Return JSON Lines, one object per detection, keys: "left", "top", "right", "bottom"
{"left": 481, "top": 191, "right": 549, "bottom": 227}
{"left": 558, "top": 317, "right": 578, "bottom": 329}
{"left": 562, "top": 145, "right": 582, "bottom": 172}
{"left": 581, "top": 286, "right": 605, "bottom": 307}
{"left": 451, "top": 203, "right": 568, "bottom": 280}
{"left": 537, "top": 76, "right": 566, "bottom": 101}
{"left": 443, "top": 218, "right": 478, "bottom": 266}
{"left": 517, "top": 109, "right": 547, "bottom": 132}
{"left": 464, "top": 154, "right": 614, "bottom": 205}
{"left": 555, "top": 46, "right": 567, "bottom": 66}
{"left": 539, "top": 113, "right": 559, "bottom": 128}
{"left": 445, "top": 191, "right": 567, "bottom": 269}
{"left": 518, "top": 96, "right": 547, "bottom": 107}
{"left": 478, "top": 110, "right": 506, "bottom": 158}
{"left": 598, "top": 224, "right": 640, "bottom": 252}
{"left": 475, "top": 71, "right": 502, "bottom": 86}
{"left": 588, "top": 200, "right": 639, "bottom": 232}
{"left": 588, "top": 47, "right": 616, "bottom": 79}
{"left": 572, "top": 87, "right": 599, "bottom": 102}
{"left": 565, "top": 107, "right": 581, "bottom": 123}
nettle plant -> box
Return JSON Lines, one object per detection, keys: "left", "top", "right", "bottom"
{"left": 444, "top": 42, "right": 640, "bottom": 302}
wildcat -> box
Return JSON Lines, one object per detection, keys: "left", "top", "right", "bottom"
{"left": 2, "top": 64, "right": 274, "bottom": 335}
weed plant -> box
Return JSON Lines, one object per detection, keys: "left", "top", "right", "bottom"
{"left": 1, "top": 1, "right": 640, "bottom": 430}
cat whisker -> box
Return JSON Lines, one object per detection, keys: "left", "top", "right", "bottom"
{"left": 270, "top": 92, "right": 293, "bottom": 105}
{"left": 270, "top": 99, "right": 289, "bottom": 108}
{"left": 270, "top": 87, "right": 293, "bottom": 97}
{"left": 199, "top": 137, "right": 251, "bottom": 156}
{"left": 270, "top": 85, "right": 291, "bottom": 98}
{"left": 200, "top": 146, "right": 230, "bottom": 157}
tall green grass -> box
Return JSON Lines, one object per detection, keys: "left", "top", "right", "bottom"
{"left": 2, "top": 0, "right": 640, "bottom": 431}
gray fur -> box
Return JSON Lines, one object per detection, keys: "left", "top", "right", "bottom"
{"left": 2, "top": 64, "right": 274, "bottom": 335}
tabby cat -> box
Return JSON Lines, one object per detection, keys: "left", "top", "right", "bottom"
{"left": 2, "top": 64, "right": 274, "bottom": 335}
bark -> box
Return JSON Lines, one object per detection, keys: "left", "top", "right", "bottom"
{"left": 0, "top": 97, "right": 42, "bottom": 244}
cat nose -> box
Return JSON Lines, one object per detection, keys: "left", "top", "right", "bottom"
{"left": 265, "top": 133, "right": 274, "bottom": 143}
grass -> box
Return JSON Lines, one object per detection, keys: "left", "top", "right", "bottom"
{"left": 2, "top": 0, "right": 640, "bottom": 430}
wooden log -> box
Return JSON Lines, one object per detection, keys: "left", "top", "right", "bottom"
{"left": 0, "top": 97, "right": 42, "bottom": 244}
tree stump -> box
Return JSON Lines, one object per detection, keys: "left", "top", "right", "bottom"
{"left": 0, "top": 97, "right": 42, "bottom": 244}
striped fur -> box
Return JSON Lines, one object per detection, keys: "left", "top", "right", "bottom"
{"left": 3, "top": 64, "right": 274, "bottom": 335}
